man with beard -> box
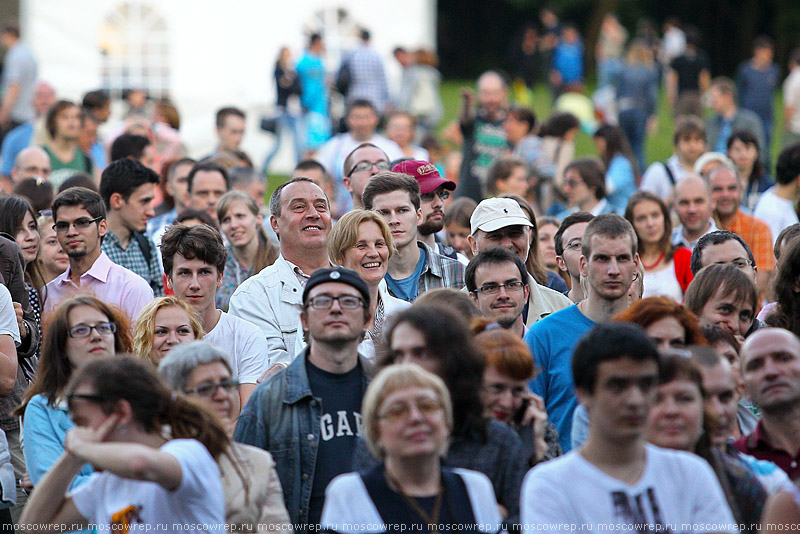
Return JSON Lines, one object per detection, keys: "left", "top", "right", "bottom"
{"left": 44, "top": 187, "right": 153, "bottom": 321}
{"left": 392, "top": 159, "right": 465, "bottom": 264}
{"left": 735, "top": 328, "right": 800, "bottom": 479}
{"left": 708, "top": 164, "right": 773, "bottom": 292}
{"left": 526, "top": 214, "right": 640, "bottom": 450}
{"left": 235, "top": 267, "right": 372, "bottom": 529}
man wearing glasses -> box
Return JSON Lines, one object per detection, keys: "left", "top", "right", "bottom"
{"left": 44, "top": 187, "right": 154, "bottom": 322}
{"left": 341, "top": 142, "right": 391, "bottom": 211}
{"left": 469, "top": 198, "right": 571, "bottom": 324}
{"left": 235, "top": 267, "right": 372, "bottom": 531}
{"left": 466, "top": 247, "right": 531, "bottom": 338}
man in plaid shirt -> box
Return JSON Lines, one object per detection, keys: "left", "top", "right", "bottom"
{"left": 339, "top": 29, "right": 390, "bottom": 114}
{"left": 99, "top": 158, "right": 164, "bottom": 296}
{"left": 363, "top": 171, "right": 464, "bottom": 302}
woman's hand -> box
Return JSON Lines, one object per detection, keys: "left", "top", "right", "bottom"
{"left": 519, "top": 392, "right": 549, "bottom": 463}
{"left": 64, "top": 414, "right": 119, "bottom": 461}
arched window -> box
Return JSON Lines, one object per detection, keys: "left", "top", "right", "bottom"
{"left": 99, "top": 1, "right": 169, "bottom": 99}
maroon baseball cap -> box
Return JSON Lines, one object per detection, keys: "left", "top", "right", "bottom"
{"left": 392, "top": 160, "right": 456, "bottom": 195}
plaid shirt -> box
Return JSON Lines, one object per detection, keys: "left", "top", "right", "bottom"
{"left": 718, "top": 210, "right": 775, "bottom": 271}
{"left": 385, "top": 241, "right": 465, "bottom": 301}
{"left": 343, "top": 45, "right": 390, "bottom": 113}
{"left": 101, "top": 231, "right": 164, "bottom": 296}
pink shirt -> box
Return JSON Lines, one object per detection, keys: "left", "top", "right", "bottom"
{"left": 44, "top": 251, "right": 154, "bottom": 323}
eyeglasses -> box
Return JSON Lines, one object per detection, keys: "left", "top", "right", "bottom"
{"left": 68, "top": 322, "right": 116, "bottom": 338}
{"left": 473, "top": 281, "right": 525, "bottom": 295}
{"left": 305, "top": 295, "right": 365, "bottom": 310}
{"left": 718, "top": 258, "right": 753, "bottom": 270}
{"left": 53, "top": 216, "right": 103, "bottom": 233}
{"left": 420, "top": 189, "right": 451, "bottom": 202}
{"left": 184, "top": 379, "right": 239, "bottom": 398}
{"left": 347, "top": 160, "right": 390, "bottom": 176}
{"left": 65, "top": 393, "right": 106, "bottom": 412}
{"left": 379, "top": 398, "right": 442, "bottom": 423}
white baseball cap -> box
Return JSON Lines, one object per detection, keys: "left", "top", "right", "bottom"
{"left": 470, "top": 198, "right": 533, "bottom": 235}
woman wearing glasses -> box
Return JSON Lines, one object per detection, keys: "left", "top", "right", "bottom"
{"left": 133, "top": 296, "right": 203, "bottom": 365}
{"left": 20, "top": 356, "right": 228, "bottom": 531}
{"left": 294, "top": 210, "right": 409, "bottom": 359}
{"left": 321, "top": 364, "right": 501, "bottom": 534}
{"left": 625, "top": 191, "right": 693, "bottom": 302}
{"left": 159, "top": 341, "right": 292, "bottom": 530}
{"left": 15, "top": 295, "right": 131, "bottom": 492}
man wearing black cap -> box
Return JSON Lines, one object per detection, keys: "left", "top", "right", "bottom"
{"left": 235, "top": 267, "right": 372, "bottom": 531}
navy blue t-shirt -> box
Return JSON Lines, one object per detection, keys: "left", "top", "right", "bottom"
{"left": 307, "top": 359, "right": 364, "bottom": 526}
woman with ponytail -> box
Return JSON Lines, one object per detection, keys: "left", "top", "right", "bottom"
{"left": 20, "top": 355, "right": 227, "bottom": 531}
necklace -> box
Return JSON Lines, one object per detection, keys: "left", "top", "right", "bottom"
{"left": 385, "top": 470, "right": 444, "bottom": 534}
{"left": 641, "top": 251, "right": 665, "bottom": 270}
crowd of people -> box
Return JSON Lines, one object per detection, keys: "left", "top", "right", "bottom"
{"left": 1, "top": 9, "right": 800, "bottom": 532}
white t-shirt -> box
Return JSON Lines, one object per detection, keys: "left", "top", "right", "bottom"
{"left": 70, "top": 439, "right": 225, "bottom": 532}
{"left": 640, "top": 154, "right": 688, "bottom": 202}
{"left": 753, "top": 187, "right": 799, "bottom": 246}
{"left": 0, "top": 285, "right": 21, "bottom": 344}
{"left": 204, "top": 312, "right": 269, "bottom": 384}
{"left": 521, "top": 444, "right": 737, "bottom": 533}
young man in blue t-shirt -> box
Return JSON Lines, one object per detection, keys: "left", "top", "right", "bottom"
{"left": 363, "top": 172, "right": 464, "bottom": 302}
{"left": 525, "top": 214, "right": 640, "bottom": 451}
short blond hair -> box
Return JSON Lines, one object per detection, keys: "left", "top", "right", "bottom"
{"left": 362, "top": 364, "right": 453, "bottom": 460}
{"left": 327, "top": 209, "right": 396, "bottom": 265}
{"left": 133, "top": 297, "right": 204, "bottom": 364}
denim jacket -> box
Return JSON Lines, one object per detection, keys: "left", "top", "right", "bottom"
{"left": 233, "top": 349, "right": 371, "bottom": 530}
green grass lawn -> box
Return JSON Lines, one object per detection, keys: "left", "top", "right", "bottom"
{"left": 438, "top": 80, "right": 785, "bottom": 170}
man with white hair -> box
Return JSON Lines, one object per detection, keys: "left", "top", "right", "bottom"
{"left": 457, "top": 71, "right": 509, "bottom": 202}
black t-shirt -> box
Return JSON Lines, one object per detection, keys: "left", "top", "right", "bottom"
{"left": 307, "top": 358, "right": 364, "bottom": 526}
{"left": 670, "top": 52, "right": 711, "bottom": 94}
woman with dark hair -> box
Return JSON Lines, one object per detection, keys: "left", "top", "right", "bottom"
{"left": 473, "top": 322, "right": 561, "bottom": 466}
{"left": 487, "top": 157, "right": 529, "bottom": 198}
{"left": 216, "top": 190, "right": 279, "bottom": 311}
{"left": 444, "top": 197, "right": 476, "bottom": 259}
{"left": 765, "top": 236, "right": 800, "bottom": 337}
{"left": 15, "top": 296, "right": 131, "bottom": 493}
{"left": 504, "top": 106, "right": 541, "bottom": 168}
{"left": 727, "top": 130, "right": 773, "bottom": 211}
{"left": 19, "top": 355, "right": 228, "bottom": 530}
{"left": 500, "top": 193, "right": 566, "bottom": 292}
{"left": 645, "top": 353, "right": 768, "bottom": 533}
{"left": 625, "top": 191, "right": 693, "bottom": 302}
{"left": 535, "top": 112, "right": 580, "bottom": 212}
{"left": 559, "top": 157, "right": 613, "bottom": 217}
{"left": 352, "top": 305, "right": 527, "bottom": 524}
{"left": 0, "top": 195, "right": 46, "bottom": 378}
{"left": 593, "top": 123, "right": 637, "bottom": 215}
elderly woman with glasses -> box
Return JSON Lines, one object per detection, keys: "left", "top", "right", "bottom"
{"left": 158, "top": 341, "right": 291, "bottom": 531}
{"left": 321, "top": 364, "right": 501, "bottom": 534}
{"left": 15, "top": 296, "right": 131, "bottom": 494}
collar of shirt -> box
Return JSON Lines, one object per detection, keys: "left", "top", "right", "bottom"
{"left": 58, "top": 251, "right": 114, "bottom": 286}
